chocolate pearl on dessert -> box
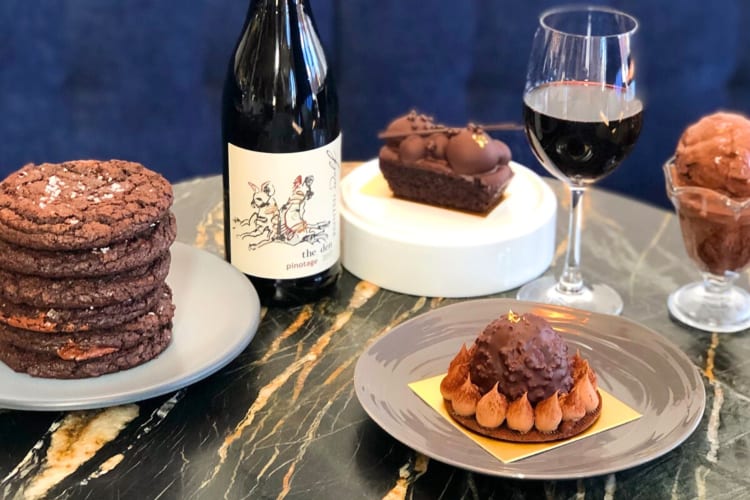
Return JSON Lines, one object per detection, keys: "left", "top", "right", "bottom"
{"left": 426, "top": 133, "right": 449, "bottom": 159}
{"left": 399, "top": 135, "right": 427, "bottom": 164}
{"left": 383, "top": 110, "right": 435, "bottom": 146}
{"left": 488, "top": 138, "right": 512, "bottom": 165}
{"left": 445, "top": 128, "right": 500, "bottom": 175}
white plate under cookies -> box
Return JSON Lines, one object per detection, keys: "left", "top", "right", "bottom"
{"left": 0, "top": 242, "right": 261, "bottom": 411}
{"left": 341, "top": 159, "right": 557, "bottom": 297}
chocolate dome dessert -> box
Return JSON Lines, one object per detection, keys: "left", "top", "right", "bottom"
{"left": 440, "top": 311, "right": 601, "bottom": 443}
{"left": 378, "top": 111, "right": 514, "bottom": 214}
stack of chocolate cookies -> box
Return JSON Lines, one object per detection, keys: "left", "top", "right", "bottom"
{"left": 0, "top": 159, "right": 176, "bottom": 378}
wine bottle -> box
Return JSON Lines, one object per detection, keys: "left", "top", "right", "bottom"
{"left": 222, "top": 0, "right": 341, "bottom": 306}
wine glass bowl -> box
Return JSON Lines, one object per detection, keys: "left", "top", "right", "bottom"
{"left": 523, "top": 83, "right": 643, "bottom": 186}
{"left": 664, "top": 158, "right": 750, "bottom": 332}
{"left": 517, "top": 5, "right": 642, "bottom": 315}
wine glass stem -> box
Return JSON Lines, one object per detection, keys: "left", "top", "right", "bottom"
{"left": 557, "top": 185, "right": 586, "bottom": 294}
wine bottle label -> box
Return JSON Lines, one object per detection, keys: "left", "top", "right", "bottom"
{"left": 226, "top": 135, "right": 341, "bottom": 279}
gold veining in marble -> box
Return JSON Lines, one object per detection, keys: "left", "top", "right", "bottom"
{"left": 429, "top": 297, "right": 445, "bottom": 308}
{"left": 201, "top": 280, "right": 379, "bottom": 493}
{"left": 323, "top": 295, "right": 429, "bottom": 388}
{"left": 670, "top": 461, "right": 686, "bottom": 499}
{"left": 86, "top": 454, "right": 124, "bottom": 481}
{"left": 628, "top": 213, "right": 673, "bottom": 295}
{"left": 690, "top": 332, "right": 723, "bottom": 498}
{"left": 577, "top": 478, "right": 586, "bottom": 498}
{"left": 291, "top": 282, "right": 379, "bottom": 401}
{"left": 366, "top": 296, "right": 428, "bottom": 349}
{"left": 604, "top": 473, "right": 617, "bottom": 500}
{"left": 349, "top": 281, "right": 380, "bottom": 309}
{"left": 695, "top": 465, "right": 710, "bottom": 500}
{"left": 703, "top": 332, "right": 718, "bottom": 382}
{"left": 704, "top": 333, "right": 723, "bottom": 465}
{"left": 21, "top": 405, "right": 138, "bottom": 500}
{"left": 383, "top": 453, "right": 430, "bottom": 500}
{"left": 278, "top": 377, "right": 354, "bottom": 500}
{"left": 259, "top": 305, "right": 314, "bottom": 364}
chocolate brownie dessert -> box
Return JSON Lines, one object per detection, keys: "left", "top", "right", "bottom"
{"left": 0, "top": 284, "right": 168, "bottom": 333}
{"left": 378, "top": 111, "right": 514, "bottom": 213}
{"left": 0, "top": 159, "right": 173, "bottom": 250}
{"left": 0, "top": 251, "right": 170, "bottom": 308}
{"left": 440, "top": 311, "right": 601, "bottom": 443}
{"left": 0, "top": 212, "right": 176, "bottom": 278}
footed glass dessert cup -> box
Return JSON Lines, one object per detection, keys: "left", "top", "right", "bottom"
{"left": 664, "top": 159, "right": 750, "bottom": 333}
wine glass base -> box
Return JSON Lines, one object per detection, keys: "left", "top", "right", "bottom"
{"left": 516, "top": 276, "right": 623, "bottom": 315}
{"left": 667, "top": 281, "right": 750, "bottom": 333}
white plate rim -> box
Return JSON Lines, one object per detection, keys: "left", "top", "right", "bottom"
{"left": 0, "top": 242, "right": 261, "bottom": 411}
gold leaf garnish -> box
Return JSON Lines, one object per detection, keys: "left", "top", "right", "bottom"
{"left": 472, "top": 132, "right": 489, "bottom": 148}
{"left": 507, "top": 310, "right": 521, "bottom": 323}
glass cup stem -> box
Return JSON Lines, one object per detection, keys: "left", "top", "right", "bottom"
{"left": 557, "top": 185, "right": 585, "bottom": 294}
{"left": 702, "top": 271, "right": 737, "bottom": 296}
{"left": 667, "top": 270, "right": 750, "bottom": 333}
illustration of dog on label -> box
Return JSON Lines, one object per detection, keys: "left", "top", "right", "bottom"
{"left": 233, "top": 180, "right": 281, "bottom": 250}
{"left": 235, "top": 175, "right": 329, "bottom": 250}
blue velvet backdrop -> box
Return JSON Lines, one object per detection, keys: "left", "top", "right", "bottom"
{"left": 2, "top": 1, "right": 749, "bottom": 209}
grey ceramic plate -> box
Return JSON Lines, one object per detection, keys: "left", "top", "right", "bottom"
{"left": 0, "top": 242, "right": 261, "bottom": 411}
{"left": 354, "top": 298, "right": 705, "bottom": 480}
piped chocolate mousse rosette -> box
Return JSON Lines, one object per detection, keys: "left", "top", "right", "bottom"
{"left": 378, "top": 110, "right": 515, "bottom": 214}
{"left": 440, "top": 311, "right": 601, "bottom": 443}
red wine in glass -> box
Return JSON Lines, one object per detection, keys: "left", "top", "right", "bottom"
{"left": 523, "top": 82, "right": 643, "bottom": 185}
{"left": 518, "top": 5, "right": 642, "bottom": 315}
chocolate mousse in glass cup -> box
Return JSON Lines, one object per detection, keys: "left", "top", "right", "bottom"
{"left": 664, "top": 113, "right": 750, "bottom": 332}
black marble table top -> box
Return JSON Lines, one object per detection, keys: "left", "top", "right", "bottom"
{"left": 1, "top": 172, "right": 748, "bottom": 500}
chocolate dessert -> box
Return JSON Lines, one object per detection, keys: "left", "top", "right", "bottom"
{"left": 674, "top": 112, "right": 750, "bottom": 198}
{"left": 667, "top": 112, "right": 750, "bottom": 275}
{"left": 440, "top": 311, "right": 600, "bottom": 443}
{"left": 0, "top": 159, "right": 176, "bottom": 378}
{"left": 378, "top": 111, "right": 514, "bottom": 213}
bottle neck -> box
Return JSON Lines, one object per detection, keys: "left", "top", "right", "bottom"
{"left": 238, "top": 0, "right": 327, "bottom": 91}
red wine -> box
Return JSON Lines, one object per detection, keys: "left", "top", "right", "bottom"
{"left": 222, "top": 0, "right": 341, "bottom": 306}
{"left": 523, "top": 82, "right": 643, "bottom": 184}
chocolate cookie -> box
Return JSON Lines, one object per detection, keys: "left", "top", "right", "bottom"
{"left": 0, "top": 212, "right": 176, "bottom": 278}
{"left": 0, "top": 284, "right": 169, "bottom": 333}
{"left": 0, "top": 160, "right": 173, "bottom": 250}
{"left": 0, "top": 287, "right": 174, "bottom": 378}
{"left": 0, "top": 327, "right": 172, "bottom": 379}
{"left": 0, "top": 251, "right": 171, "bottom": 308}
{"left": 0, "top": 286, "right": 174, "bottom": 354}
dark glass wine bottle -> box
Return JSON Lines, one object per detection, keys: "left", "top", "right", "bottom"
{"left": 222, "top": 0, "right": 341, "bottom": 306}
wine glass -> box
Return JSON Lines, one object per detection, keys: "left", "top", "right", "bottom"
{"left": 517, "top": 5, "right": 643, "bottom": 315}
